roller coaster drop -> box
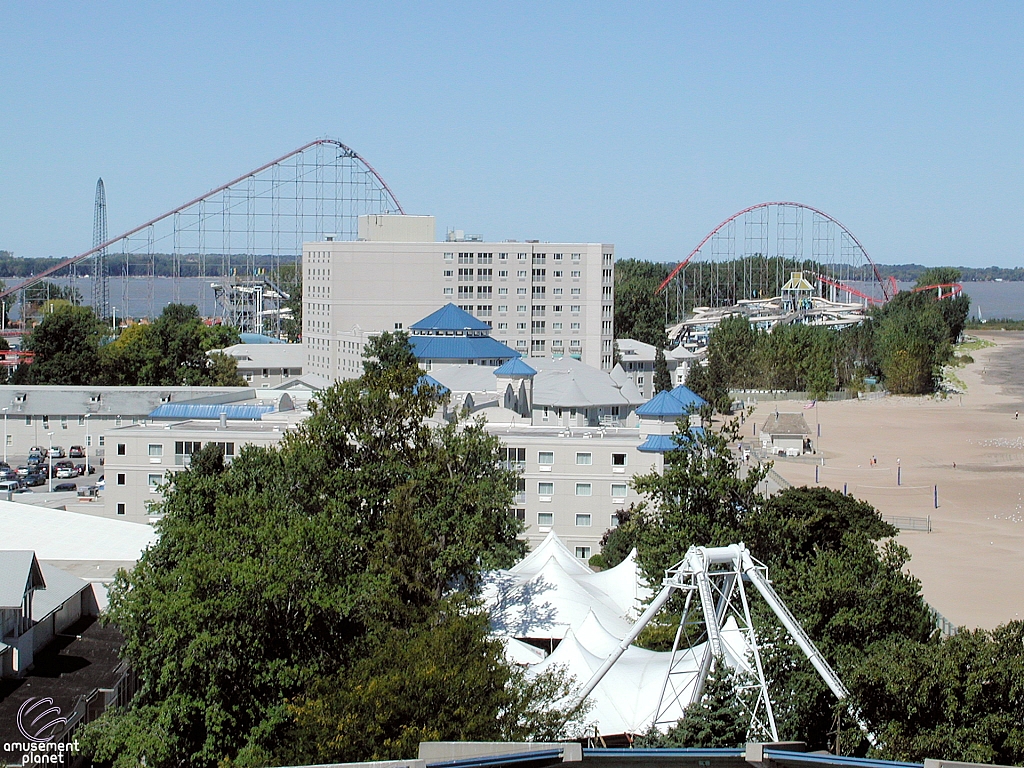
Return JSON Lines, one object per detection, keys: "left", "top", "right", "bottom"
{"left": 1, "top": 139, "right": 404, "bottom": 335}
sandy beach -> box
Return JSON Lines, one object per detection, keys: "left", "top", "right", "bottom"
{"left": 743, "top": 331, "right": 1024, "bottom": 630}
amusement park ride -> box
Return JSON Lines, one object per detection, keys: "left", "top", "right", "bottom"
{"left": 653, "top": 201, "right": 963, "bottom": 352}
{"left": 0, "top": 138, "right": 404, "bottom": 337}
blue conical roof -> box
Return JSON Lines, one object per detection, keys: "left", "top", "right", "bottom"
{"left": 494, "top": 358, "right": 537, "bottom": 377}
{"left": 410, "top": 303, "right": 491, "bottom": 332}
{"left": 669, "top": 385, "right": 707, "bottom": 409}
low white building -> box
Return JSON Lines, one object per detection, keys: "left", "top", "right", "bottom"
{"left": 759, "top": 412, "right": 813, "bottom": 455}
{"left": 214, "top": 343, "right": 304, "bottom": 387}
{"left": 0, "top": 550, "right": 103, "bottom": 678}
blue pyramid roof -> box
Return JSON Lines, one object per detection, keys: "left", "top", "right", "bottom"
{"left": 494, "top": 358, "right": 537, "bottom": 377}
{"left": 409, "top": 335, "right": 518, "bottom": 362}
{"left": 410, "top": 303, "right": 491, "bottom": 333}
{"left": 669, "top": 385, "right": 707, "bottom": 409}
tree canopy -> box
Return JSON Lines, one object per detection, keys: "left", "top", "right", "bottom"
{"left": 19, "top": 303, "right": 244, "bottom": 386}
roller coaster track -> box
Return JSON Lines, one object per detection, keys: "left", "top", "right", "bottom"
{"left": 0, "top": 138, "right": 404, "bottom": 303}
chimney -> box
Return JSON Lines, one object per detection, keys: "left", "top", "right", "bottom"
{"left": 219, "top": 412, "right": 227, "bottom": 429}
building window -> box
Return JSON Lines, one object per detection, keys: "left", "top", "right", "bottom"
{"left": 571, "top": 322, "right": 581, "bottom": 330}
{"left": 443, "top": 287, "right": 453, "bottom": 295}
{"left": 516, "top": 322, "right": 527, "bottom": 331}
{"left": 612, "top": 453, "right": 627, "bottom": 467}
{"left": 25, "top": 416, "right": 31, "bottom": 426}
{"left": 503, "top": 447, "right": 526, "bottom": 470}
{"left": 518, "top": 252, "right": 528, "bottom": 260}
{"left": 531, "top": 321, "right": 545, "bottom": 332}
{"left": 532, "top": 286, "right": 546, "bottom": 297}
{"left": 148, "top": 444, "right": 163, "bottom": 456}
{"left": 517, "top": 305, "right": 527, "bottom": 313}
{"left": 571, "top": 270, "right": 581, "bottom": 278}
{"left": 571, "top": 288, "right": 581, "bottom": 295}
{"left": 517, "top": 287, "right": 527, "bottom": 295}
{"left": 552, "top": 288, "right": 563, "bottom": 295}
{"left": 444, "top": 269, "right": 454, "bottom": 277}
{"left": 148, "top": 473, "right": 162, "bottom": 489}
{"left": 575, "top": 483, "right": 592, "bottom": 496}
{"left": 576, "top": 452, "right": 592, "bottom": 465}
{"left": 99, "top": 436, "right": 105, "bottom": 446}
{"left": 575, "top": 546, "right": 591, "bottom": 559}
{"left": 552, "top": 305, "right": 563, "bottom": 313}
{"left": 538, "top": 482, "right": 553, "bottom": 497}
{"left": 576, "top": 513, "right": 592, "bottom": 526}
{"left": 116, "top": 473, "right": 126, "bottom": 485}
{"left": 444, "top": 252, "right": 454, "bottom": 261}
{"left": 477, "top": 268, "right": 492, "bottom": 280}
{"left": 78, "top": 415, "right": 85, "bottom": 427}
{"left": 538, "top": 451, "right": 554, "bottom": 465}
{"left": 517, "top": 270, "right": 528, "bottom": 278}
{"left": 637, "top": 376, "right": 645, "bottom": 387}
{"left": 497, "top": 322, "right": 508, "bottom": 330}
{"left": 42, "top": 416, "right": 48, "bottom": 428}
{"left": 60, "top": 416, "right": 67, "bottom": 429}
{"left": 530, "top": 339, "right": 545, "bottom": 352}
{"left": 571, "top": 305, "right": 581, "bottom": 313}
{"left": 611, "top": 483, "right": 628, "bottom": 498}
{"left": 553, "top": 270, "right": 563, "bottom": 278}
{"left": 458, "top": 286, "right": 474, "bottom": 297}
{"left": 116, "top": 503, "right": 126, "bottom": 516}
{"left": 5, "top": 435, "right": 10, "bottom": 447}
{"left": 498, "top": 270, "right": 508, "bottom": 278}
{"left": 538, "top": 512, "right": 554, "bottom": 527}
{"left": 174, "top": 441, "right": 202, "bottom": 465}
{"left": 117, "top": 443, "right": 126, "bottom": 456}
{"left": 513, "top": 508, "right": 526, "bottom": 522}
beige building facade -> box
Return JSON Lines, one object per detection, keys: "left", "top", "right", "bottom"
{"left": 304, "top": 215, "right": 615, "bottom": 379}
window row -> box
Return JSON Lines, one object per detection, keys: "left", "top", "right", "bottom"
{"left": 536, "top": 482, "right": 630, "bottom": 498}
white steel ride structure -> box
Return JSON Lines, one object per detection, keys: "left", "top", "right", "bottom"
{"left": 575, "top": 542, "right": 870, "bottom": 743}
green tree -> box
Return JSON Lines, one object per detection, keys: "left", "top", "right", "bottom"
{"left": 22, "top": 304, "right": 105, "bottom": 385}
{"left": 630, "top": 419, "right": 767, "bottom": 583}
{"left": 638, "top": 659, "right": 750, "bottom": 748}
{"left": 873, "top": 293, "right": 951, "bottom": 394}
{"left": 849, "top": 623, "right": 1024, "bottom": 765}
{"left": 914, "top": 267, "right": 971, "bottom": 345}
{"left": 654, "top": 347, "right": 673, "bottom": 393}
{"left": 80, "top": 333, "right": 533, "bottom": 767}
{"left": 99, "top": 305, "right": 242, "bottom": 386}
{"left": 614, "top": 259, "right": 671, "bottom": 348}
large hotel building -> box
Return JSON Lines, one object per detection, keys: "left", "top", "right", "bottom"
{"left": 303, "top": 215, "right": 615, "bottom": 378}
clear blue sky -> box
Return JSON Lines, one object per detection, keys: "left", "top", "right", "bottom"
{"left": 2, "top": 2, "right": 1022, "bottom": 267}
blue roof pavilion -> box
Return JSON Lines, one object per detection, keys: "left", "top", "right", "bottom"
{"left": 494, "top": 358, "right": 537, "bottom": 377}
{"left": 409, "top": 303, "right": 518, "bottom": 366}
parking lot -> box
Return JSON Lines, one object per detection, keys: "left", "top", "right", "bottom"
{"left": 0, "top": 446, "right": 102, "bottom": 495}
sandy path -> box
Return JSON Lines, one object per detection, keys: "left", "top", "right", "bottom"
{"left": 742, "top": 332, "right": 1024, "bottom": 630}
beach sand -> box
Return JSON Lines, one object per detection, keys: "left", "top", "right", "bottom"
{"left": 743, "top": 331, "right": 1024, "bottom": 630}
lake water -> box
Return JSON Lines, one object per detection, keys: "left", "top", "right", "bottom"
{"left": 37, "top": 275, "right": 1024, "bottom": 321}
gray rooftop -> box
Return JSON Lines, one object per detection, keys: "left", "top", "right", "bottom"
{"left": 0, "top": 385, "right": 252, "bottom": 417}
{"left": 0, "top": 550, "right": 45, "bottom": 609}
{"left": 215, "top": 343, "right": 305, "bottom": 370}
{"left": 762, "top": 412, "right": 812, "bottom": 437}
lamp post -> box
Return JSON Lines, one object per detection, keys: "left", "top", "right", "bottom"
{"left": 84, "top": 413, "right": 91, "bottom": 474}
{"left": 2, "top": 407, "right": 7, "bottom": 467}
{"left": 47, "top": 431, "right": 53, "bottom": 492}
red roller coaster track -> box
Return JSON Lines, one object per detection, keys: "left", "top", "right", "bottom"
{"left": 655, "top": 201, "right": 892, "bottom": 301}
{"left": 0, "top": 138, "right": 404, "bottom": 303}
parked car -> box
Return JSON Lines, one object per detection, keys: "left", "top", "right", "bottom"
{"left": 16, "top": 466, "right": 30, "bottom": 477}
{"left": 23, "top": 473, "right": 46, "bottom": 487}
{"left": 96, "top": 475, "right": 105, "bottom": 489}
{"left": 27, "top": 453, "right": 43, "bottom": 465}
{"left": 74, "top": 463, "right": 95, "bottom": 476}
{"left": 50, "top": 446, "right": 66, "bottom": 459}
{"left": 0, "top": 468, "right": 17, "bottom": 482}
{"left": 53, "top": 482, "right": 77, "bottom": 492}
{"left": 54, "top": 460, "right": 76, "bottom": 478}
{"left": 29, "top": 446, "right": 46, "bottom": 457}
{"left": 69, "top": 446, "right": 85, "bottom": 458}
{"left": 12, "top": 486, "right": 32, "bottom": 494}
{"left": 0, "top": 480, "right": 21, "bottom": 494}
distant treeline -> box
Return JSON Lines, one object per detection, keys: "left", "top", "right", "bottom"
{"left": 878, "top": 263, "right": 1024, "bottom": 282}
{"left": 0, "top": 251, "right": 300, "bottom": 279}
